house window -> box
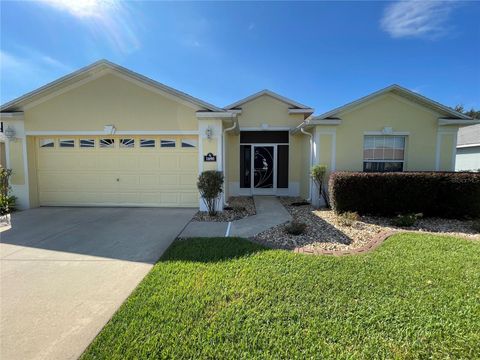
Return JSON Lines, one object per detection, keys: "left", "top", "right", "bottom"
{"left": 100, "top": 138, "right": 115, "bottom": 148}
{"left": 181, "top": 139, "right": 197, "bottom": 148}
{"left": 161, "top": 139, "right": 176, "bottom": 148}
{"left": 39, "top": 139, "right": 55, "bottom": 148}
{"left": 80, "top": 139, "right": 95, "bottom": 148}
{"left": 59, "top": 139, "right": 75, "bottom": 148}
{"left": 363, "top": 135, "right": 405, "bottom": 172}
{"left": 140, "top": 139, "right": 155, "bottom": 148}
{"left": 120, "top": 138, "right": 135, "bottom": 148}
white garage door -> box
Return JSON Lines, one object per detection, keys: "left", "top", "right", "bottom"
{"left": 36, "top": 136, "right": 199, "bottom": 207}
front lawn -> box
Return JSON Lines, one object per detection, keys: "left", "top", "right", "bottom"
{"left": 82, "top": 234, "right": 480, "bottom": 359}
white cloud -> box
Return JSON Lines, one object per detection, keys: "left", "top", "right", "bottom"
{"left": 0, "top": 49, "right": 73, "bottom": 103}
{"left": 381, "top": 1, "right": 457, "bottom": 39}
{"left": 37, "top": 0, "right": 140, "bottom": 54}
{"left": 248, "top": 23, "right": 255, "bottom": 31}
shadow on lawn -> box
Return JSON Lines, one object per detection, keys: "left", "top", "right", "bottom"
{"left": 163, "top": 237, "right": 268, "bottom": 263}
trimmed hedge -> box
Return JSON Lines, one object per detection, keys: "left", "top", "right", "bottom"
{"left": 329, "top": 171, "right": 480, "bottom": 219}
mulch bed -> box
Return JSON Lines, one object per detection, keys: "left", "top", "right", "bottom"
{"left": 192, "top": 196, "right": 256, "bottom": 222}
{"left": 252, "top": 197, "right": 480, "bottom": 253}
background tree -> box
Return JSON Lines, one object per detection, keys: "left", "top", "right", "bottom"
{"left": 453, "top": 104, "right": 480, "bottom": 119}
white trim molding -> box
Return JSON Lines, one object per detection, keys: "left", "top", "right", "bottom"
{"left": 240, "top": 126, "right": 292, "bottom": 131}
{"left": 196, "top": 111, "right": 237, "bottom": 118}
{"left": 435, "top": 127, "right": 459, "bottom": 171}
{"left": 457, "top": 143, "right": 480, "bottom": 149}
{"left": 438, "top": 118, "right": 480, "bottom": 126}
{"left": 288, "top": 108, "right": 314, "bottom": 115}
{"left": 0, "top": 112, "right": 24, "bottom": 120}
{"left": 364, "top": 130, "right": 410, "bottom": 136}
{"left": 25, "top": 130, "right": 199, "bottom": 136}
{"left": 291, "top": 119, "right": 341, "bottom": 134}
{"left": 1, "top": 60, "right": 223, "bottom": 112}
{"left": 225, "top": 89, "right": 311, "bottom": 110}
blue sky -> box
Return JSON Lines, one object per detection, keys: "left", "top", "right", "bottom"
{"left": 1, "top": 1, "right": 479, "bottom": 113}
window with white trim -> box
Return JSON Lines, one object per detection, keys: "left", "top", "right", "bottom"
{"left": 59, "top": 139, "right": 75, "bottom": 148}
{"left": 120, "top": 138, "right": 135, "bottom": 148}
{"left": 140, "top": 139, "right": 155, "bottom": 148}
{"left": 160, "top": 139, "right": 176, "bottom": 148}
{"left": 181, "top": 139, "right": 197, "bottom": 148}
{"left": 100, "top": 138, "right": 115, "bottom": 148}
{"left": 80, "top": 139, "right": 95, "bottom": 148}
{"left": 363, "top": 135, "right": 405, "bottom": 172}
{"left": 39, "top": 139, "right": 54, "bottom": 148}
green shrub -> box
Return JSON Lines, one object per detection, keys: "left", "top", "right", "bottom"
{"left": 329, "top": 171, "right": 480, "bottom": 219}
{"left": 197, "top": 171, "right": 224, "bottom": 216}
{"left": 391, "top": 213, "right": 422, "bottom": 227}
{"left": 284, "top": 220, "right": 307, "bottom": 235}
{"left": 337, "top": 211, "right": 360, "bottom": 227}
{"left": 0, "top": 167, "right": 15, "bottom": 215}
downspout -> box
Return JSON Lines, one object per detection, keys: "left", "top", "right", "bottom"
{"left": 222, "top": 118, "right": 238, "bottom": 206}
{"left": 300, "top": 127, "right": 313, "bottom": 202}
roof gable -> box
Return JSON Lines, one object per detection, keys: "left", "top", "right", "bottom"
{"left": 1, "top": 60, "right": 223, "bottom": 112}
{"left": 225, "top": 89, "right": 312, "bottom": 111}
{"left": 313, "top": 84, "right": 471, "bottom": 120}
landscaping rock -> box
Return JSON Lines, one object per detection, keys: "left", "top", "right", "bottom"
{"left": 193, "top": 196, "right": 256, "bottom": 222}
{"left": 253, "top": 197, "right": 480, "bottom": 252}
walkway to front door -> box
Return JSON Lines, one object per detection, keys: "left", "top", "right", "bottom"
{"left": 179, "top": 196, "right": 292, "bottom": 238}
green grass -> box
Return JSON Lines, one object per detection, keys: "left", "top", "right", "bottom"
{"left": 82, "top": 234, "right": 480, "bottom": 359}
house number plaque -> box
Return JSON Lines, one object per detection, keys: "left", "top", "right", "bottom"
{"left": 204, "top": 152, "right": 217, "bottom": 162}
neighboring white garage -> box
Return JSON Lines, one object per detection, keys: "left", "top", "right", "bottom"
{"left": 36, "top": 135, "right": 199, "bottom": 207}
{"left": 455, "top": 123, "right": 480, "bottom": 172}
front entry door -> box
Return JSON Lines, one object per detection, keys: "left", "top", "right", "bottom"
{"left": 252, "top": 145, "right": 276, "bottom": 195}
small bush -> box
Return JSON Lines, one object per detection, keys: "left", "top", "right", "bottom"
{"left": 285, "top": 220, "right": 307, "bottom": 235}
{"left": 197, "top": 171, "right": 224, "bottom": 216}
{"left": 329, "top": 171, "right": 480, "bottom": 219}
{"left": 0, "top": 167, "right": 15, "bottom": 215}
{"left": 391, "top": 213, "right": 422, "bottom": 227}
{"left": 337, "top": 211, "right": 360, "bottom": 227}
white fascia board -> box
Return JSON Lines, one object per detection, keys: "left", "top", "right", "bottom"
{"left": 438, "top": 118, "right": 480, "bottom": 126}
{"left": 0, "top": 112, "right": 24, "bottom": 120}
{"left": 291, "top": 118, "right": 342, "bottom": 134}
{"left": 1, "top": 60, "right": 223, "bottom": 112}
{"left": 196, "top": 111, "right": 237, "bottom": 118}
{"left": 225, "top": 89, "right": 311, "bottom": 110}
{"left": 312, "top": 84, "right": 472, "bottom": 121}
{"left": 307, "top": 119, "right": 342, "bottom": 126}
{"left": 288, "top": 108, "right": 314, "bottom": 114}
{"left": 25, "top": 130, "right": 199, "bottom": 136}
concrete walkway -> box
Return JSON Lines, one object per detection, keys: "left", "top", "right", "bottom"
{"left": 0, "top": 207, "right": 195, "bottom": 360}
{"left": 180, "top": 196, "right": 291, "bottom": 238}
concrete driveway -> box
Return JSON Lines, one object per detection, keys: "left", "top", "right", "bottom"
{"left": 0, "top": 207, "right": 195, "bottom": 360}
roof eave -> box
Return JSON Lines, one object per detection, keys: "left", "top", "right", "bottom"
{"left": 1, "top": 59, "right": 224, "bottom": 113}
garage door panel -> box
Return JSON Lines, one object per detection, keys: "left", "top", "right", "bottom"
{"left": 179, "top": 155, "right": 197, "bottom": 170}
{"left": 158, "top": 174, "right": 179, "bottom": 186}
{"left": 36, "top": 136, "right": 199, "bottom": 207}
{"left": 139, "top": 175, "right": 159, "bottom": 186}
{"left": 157, "top": 155, "right": 179, "bottom": 170}
{"left": 96, "top": 156, "right": 121, "bottom": 170}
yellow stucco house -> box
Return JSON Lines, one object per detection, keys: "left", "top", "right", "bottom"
{"left": 1, "top": 60, "right": 477, "bottom": 210}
